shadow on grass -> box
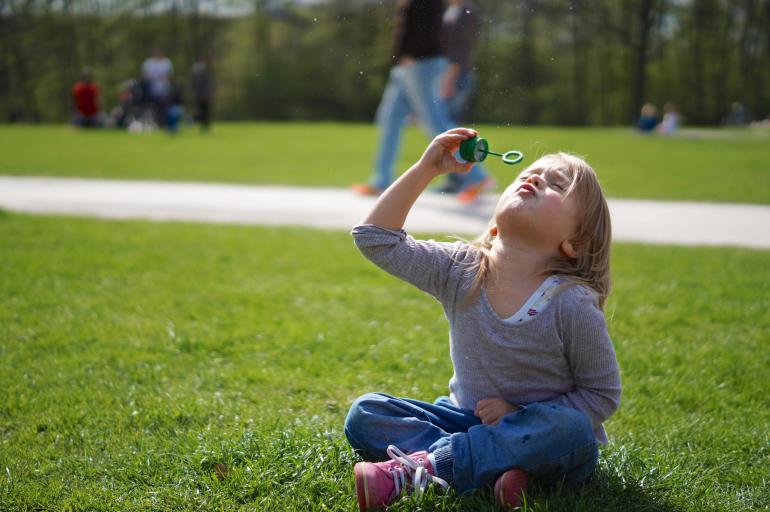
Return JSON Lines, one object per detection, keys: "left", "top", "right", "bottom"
{"left": 441, "top": 476, "right": 683, "bottom": 512}
{"left": 385, "top": 466, "right": 690, "bottom": 512}
{"left": 535, "top": 467, "right": 685, "bottom": 512}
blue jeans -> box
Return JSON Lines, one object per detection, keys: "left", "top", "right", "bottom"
{"left": 344, "top": 393, "right": 598, "bottom": 494}
{"left": 371, "top": 57, "right": 487, "bottom": 190}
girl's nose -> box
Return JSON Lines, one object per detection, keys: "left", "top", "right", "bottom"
{"left": 526, "top": 174, "right": 542, "bottom": 188}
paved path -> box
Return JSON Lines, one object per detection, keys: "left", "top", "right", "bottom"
{"left": 1, "top": 176, "right": 768, "bottom": 249}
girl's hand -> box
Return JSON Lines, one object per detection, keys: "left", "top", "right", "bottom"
{"left": 475, "top": 398, "right": 520, "bottom": 425}
{"left": 416, "top": 128, "right": 477, "bottom": 176}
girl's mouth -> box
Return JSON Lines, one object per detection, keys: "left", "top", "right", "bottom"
{"left": 517, "top": 183, "right": 536, "bottom": 195}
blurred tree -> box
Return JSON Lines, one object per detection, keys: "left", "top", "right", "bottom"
{"left": 738, "top": 0, "right": 768, "bottom": 119}
{"left": 0, "top": 0, "right": 768, "bottom": 125}
{"left": 570, "top": 0, "right": 589, "bottom": 125}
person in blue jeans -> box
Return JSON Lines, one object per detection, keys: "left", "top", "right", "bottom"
{"left": 345, "top": 128, "right": 621, "bottom": 511}
{"left": 437, "top": 0, "right": 484, "bottom": 195}
{"left": 352, "top": 0, "right": 489, "bottom": 203}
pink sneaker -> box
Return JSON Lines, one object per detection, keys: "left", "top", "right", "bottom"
{"left": 354, "top": 445, "right": 449, "bottom": 511}
{"left": 494, "top": 468, "right": 529, "bottom": 509}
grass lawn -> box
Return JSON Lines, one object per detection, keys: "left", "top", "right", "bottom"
{"left": 1, "top": 212, "right": 768, "bottom": 511}
{"left": 1, "top": 123, "right": 769, "bottom": 204}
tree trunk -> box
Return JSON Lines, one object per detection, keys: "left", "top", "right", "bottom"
{"left": 519, "top": 0, "right": 539, "bottom": 124}
{"left": 691, "top": 0, "right": 708, "bottom": 124}
{"left": 630, "top": 0, "right": 655, "bottom": 123}
{"left": 571, "top": 0, "right": 588, "bottom": 125}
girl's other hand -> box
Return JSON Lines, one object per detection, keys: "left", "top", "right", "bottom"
{"left": 475, "top": 397, "right": 520, "bottom": 425}
{"left": 417, "top": 128, "right": 477, "bottom": 176}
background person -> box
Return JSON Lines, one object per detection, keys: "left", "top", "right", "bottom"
{"left": 351, "top": 0, "right": 489, "bottom": 203}
{"left": 108, "top": 78, "right": 142, "bottom": 129}
{"left": 190, "top": 54, "right": 214, "bottom": 132}
{"left": 141, "top": 47, "right": 173, "bottom": 126}
{"left": 438, "top": 0, "right": 487, "bottom": 194}
{"left": 636, "top": 103, "right": 657, "bottom": 132}
{"left": 441, "top": 0, "right": 478, "bottom": 122}
{"left": 71, "top": 68, "right": 104, "bottom": 128}
{"left": 345, "top": 128, "right": 621, "bottom": 511}
{"left": 723, "top": 101, "right": 749, "bottom": 126}
{"left": 656, "top": 102, "right": 679, "bottom": 135}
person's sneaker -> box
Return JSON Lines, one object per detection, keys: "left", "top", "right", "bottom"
{"left": 457, "top": 177, "right": 496, "bottom": 204}
{"left": 493, "top": 468, "right": 529, "bottom": 509}
{"left": 351, "top": 183, "right": 384, "bottom": 196}
{"left": 354, "top": 445, "right": 448, "bottom": 512}
{"left": 434, "top": 173, "right": 464, "bottom": 194}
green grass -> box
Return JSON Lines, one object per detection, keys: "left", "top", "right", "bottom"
{"left": 1, "top": 213, "right": 768, "bottom": 511}
{"left": 1, "top": 123, "right": 769, "bottom": 204}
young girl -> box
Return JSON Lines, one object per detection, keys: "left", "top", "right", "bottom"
{"left": 344, "top": 128, "right": 621, "bottom": 511}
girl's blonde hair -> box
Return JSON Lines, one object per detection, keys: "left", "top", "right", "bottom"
{"left": 467, "top": 152, "right": 612, "bottom": 309}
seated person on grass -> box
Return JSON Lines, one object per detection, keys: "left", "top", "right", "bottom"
{"left": 72, "top": 68, "right": 105, "bottom": 128}
{"left": 345, "top": 128, "right": 621, "bottom": 510}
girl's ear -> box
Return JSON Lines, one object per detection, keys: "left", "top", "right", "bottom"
{"left": 489, "top": 224, "right": 498, "bottom": 237}
{"left": 560, "top": 239, "right": 578, "bottom": 259}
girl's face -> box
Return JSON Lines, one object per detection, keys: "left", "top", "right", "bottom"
{"left": 493, "top": 166, "right": 580, "bottom": 254}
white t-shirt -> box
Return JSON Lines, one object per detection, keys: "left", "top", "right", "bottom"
{"left": 142, "top": 57, "right": 173, "bottom": 98}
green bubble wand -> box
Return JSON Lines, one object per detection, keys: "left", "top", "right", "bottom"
{"left": 459, "top": 136, "right": 524, "bottom": 165}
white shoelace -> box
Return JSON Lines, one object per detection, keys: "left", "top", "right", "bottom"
{"left": 386, "top": 444, "right": 449, "bottom": 498}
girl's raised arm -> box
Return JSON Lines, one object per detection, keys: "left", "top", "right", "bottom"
{"left": 362, "top": 128, "right": 477, "bottom": 230}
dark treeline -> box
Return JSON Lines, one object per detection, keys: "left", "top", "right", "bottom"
{"left": 1, "top": 0, "right": 768, "bottom": 125}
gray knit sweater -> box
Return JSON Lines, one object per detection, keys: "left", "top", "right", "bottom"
{"left": 353, "top": 224, "right": 621, "bottom": 443}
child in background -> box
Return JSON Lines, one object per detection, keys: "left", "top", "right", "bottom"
{"left": 636, "top": 103, "right": 658, "bottom": 132}
{"left": 345, "top": 128, "right": 621, "bottom": 510}
{"left": 657, "top": 102, "right": 680, "bottom": 135}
